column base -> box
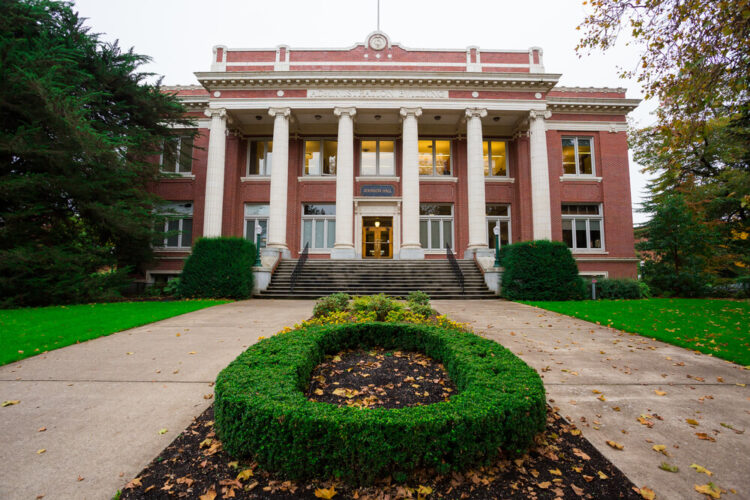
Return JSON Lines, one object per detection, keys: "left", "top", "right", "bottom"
{"left": 464, "top": 247, "right": 494, "bottom": 259}
{"left": 399, "top": 247, "right": 425, "bottom": 260}
{"left": 262, "top": 246, "right": 291, "bottom": 259}
{"left": 330, "top": 247, "right": 357, "bottom": 259}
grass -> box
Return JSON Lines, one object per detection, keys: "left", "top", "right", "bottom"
{"left": 0, "top": 300, "right": 230, "bottom": 366}
{"left": 523, "top": 298, "right": 750, "bottom": 366}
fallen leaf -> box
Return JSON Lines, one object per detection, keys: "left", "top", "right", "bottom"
{"left": 158, "top": 428, "right": 168, "bottom": 435}
{"left": 77, "top": 476, "right": 84, "bottom": 481}
{"left": 36, "top": 449, "right": 46, "bottom": 454}
{"left": 314, "top": 389, "right": 324, "bottom": 396}
{"left": 314, "top": 486, "right": 337, "bottom": 499}
{"left": 573, "top": 448, "right": 590, "bottom": 460}
{"left": 417, "top": 485, "right": 433, "bottom": 497}
{"left": 571, "top": 483, "right": 585, "bottom": 496}
{"left": 659, "top": 462, "right": 679, "bottom": 472}
{"left": 686, "top": 418, "right": 699, "bottom": 426}
{"left": 606, "top": 440, "right": 624, "bottom": 450}
{"left": 228, "top": 461, "right": 238, "bottom": 469}
{"left": 696, "top": 432, "right": 716, "bottom": 442}
{"left": 2, "top": 400, "right": 20, "bottom": 407}
{"left": 691, "top": 463, "right": 713, "bottom": 476}
{"left": 199, "top": 438, "right": 212, "bottom": 448}
{"left": 199, "top": 490, "right": 217, "bottom": 500}
{"left": 652, "top": 444, "right": 669, "bottom": 456}
{"left": 236, "top": 469, "right": 253, "bottom": 481}
{"left": 549, "top": 468, "right": 562, "bottom": 476}
{"left": 125, "top": 477, "right": 142, "bottom": 489}
{"left": 639, "top": 486, "right": 656, "bottom": 500}
{"left": 538, "top": 481, "right": 551, "bottom": 489}
{"left": 654, "top": 390, "right": 667, "bottom": 396}
{"left": 598, "top": 471, "right": 609, "bottom": 479}
{"left": 694, "top": 483, "right": 722, "bottom": 498}
{"left": 188, "top": 351, "right": 197, "bottom": 355}
{"left": 38, "top": 427, "right": 46, "bottom": 432}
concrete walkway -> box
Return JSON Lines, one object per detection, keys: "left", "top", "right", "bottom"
{"left": 0, "top": 300, "right": 313, "bottom": 500}
{"left": 433, "top": 300, "right": 750, "bottom": 500}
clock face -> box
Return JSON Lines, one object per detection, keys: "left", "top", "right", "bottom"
{"left": 369, "top": 34, "right": 387, "bottom": 51}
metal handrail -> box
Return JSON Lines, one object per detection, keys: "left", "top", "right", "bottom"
{"left": 289, "top": 242, "right": 310, "bottom": 292}
{"left": 446, "top": 243, "right": 464, "bottom": 294}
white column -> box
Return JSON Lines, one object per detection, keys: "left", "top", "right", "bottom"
{"left": 529, "top": 110, "right": 552, "bottom": 239}
{"left": 266, "top": 107, "right": 291, "bottom": 256}
{"left": 465, "top": 107, "right": 489, "bottom": 255}
{"left": 331, "top": 107, "right": 356, "bottom": 259}
{"left": 399, "top": 107, "right": 424, "bottom": 260}
{"left": 203, "top": 107, "right": 227, "bottom": 237}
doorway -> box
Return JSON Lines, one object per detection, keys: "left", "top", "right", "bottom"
{"left": 362, "top": 216, "right": 393, "bottom": 259}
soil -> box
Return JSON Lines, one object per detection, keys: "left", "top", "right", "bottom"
{"left": 121, "top": 348, "right": 644, "bottom": 500}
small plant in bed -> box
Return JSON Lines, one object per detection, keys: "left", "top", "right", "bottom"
{"left": 214, "top": 319, "right": 547, "bottom": 484}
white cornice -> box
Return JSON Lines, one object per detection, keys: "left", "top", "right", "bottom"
{"left": 547, "top": 121, "right": 628, "bottom": 132}
{"left": 548, "top": 97, "right": 640, "bottom": 114}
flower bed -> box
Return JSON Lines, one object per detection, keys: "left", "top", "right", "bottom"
{"left": 214, "top": 320, "right": 546, "bottom": 484}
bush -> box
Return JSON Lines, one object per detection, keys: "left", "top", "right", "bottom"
{"left": 641, "top": 262, "right": 710, "bottom": 298}
{"left": 312, "top": 293, "right": 351, "bottom": 318}
{"left": 351, "top": 294, "right": 403, "bottom": 321}
{"left": 177, "top": 237, "right": 255, "bottom": 299}
{"left": 500, "top": 240, "right": 584, "bottom": 301}
{"left": 596, "top": 278, "right": 644, "bottom": 299}
{"left": 409, "top": 303, "right": 434, "bottom": 318}
{"left": 214, "top": 322, "right": 546, "bottom": 484}
{"left": 406, "top": 290, "right": 430, "bottom": 306}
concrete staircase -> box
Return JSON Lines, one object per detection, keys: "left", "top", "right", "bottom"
{"left": 258, "top": 259, "right": 497, "bottom": 299}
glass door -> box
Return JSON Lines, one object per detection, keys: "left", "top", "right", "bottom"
{"left": 362, "top": 217, "right": 393, "bottom": 258}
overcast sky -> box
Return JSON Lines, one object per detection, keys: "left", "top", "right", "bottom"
{"left": 72, "top": 0, "right": 656, "bottom": 224}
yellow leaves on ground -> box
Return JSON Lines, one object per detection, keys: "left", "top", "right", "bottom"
{"left": 597, "top": 471, "right": 608, "bottom": 479}
{"left": 2, "top": 400, "right": 20, "bottom": 407}
{"left": 36, "top": 448, "right": 46, "bottom": 454}
{"left": 659, "top": 462, "right": 679, "bottom": 472}
{"left": 537, "top": 481, "right": 551, "bottom": 489}
{"left": 654, "top": 390, "right": 667, "bottom": 396}
{"left": 639, "top": 486, "right": 656, "bottom": 500}
{"left": 332, "top": 388, "right": 359, "bottom": 399}
{"left": 652, "top": 444, "right": 669, "bottom": 456}
{"left": 691, "top": 463, "right": 713, "bottom": 476}
{"left": 686, "top": 418, "right": 700, "bottom": 426}
{"left": 416, "top": 485, "right": 433, "bottom": 499}
{"left": 695, "top": 483, "right": 722, "bottom": 498}
{"left": 198, "top": 489, "right": 217, "bottom": 500}
{"left": 314, "top": 389, "right": 324, "bottom": 396}
{"left": 158, "top": 428, "right": 168, "bottom": 435}
{"left": 314, "top": 485, "right": 337, "bottom": 499}
{"left": 549, "top": 468, "right": 562, "bottom": 476}
{"left": 606, "top": 440, "right": 624, "bottom": 450}
{"left": 236, "top": 469, "right": 253, "bottom": 481}
{"left": 597, "top": 394, "right": 606, "bottom": 402}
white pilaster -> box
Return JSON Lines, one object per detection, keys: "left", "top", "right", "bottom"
{"left": 331, "top": 107, "right": 356, "bottom": 259}
{"left": 266, "top": 107, "right": 291, "bottom": 256}
{"left": 399, "top": 107, "right": 424, "bottom": 260}
{"left": 465, "top": 107, "right": 490, "bottom": 255}
{"left": 529, "top": 110, "right": 552, "bottom": 240}
{"left": 203, "top": 107, "right": 227, "bottom": 237}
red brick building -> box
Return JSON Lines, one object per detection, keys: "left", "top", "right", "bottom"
{"left": 148, "top": 32, "right": 640, "bottom": 290}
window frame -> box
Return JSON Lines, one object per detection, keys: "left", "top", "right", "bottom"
{"left": 243, "top": 203, "right": 270, "bottom": 249}
{"left": 359, "top": 138, "right": 396, "bottom": 177}
{"left": 561, "top": 136, "right": 596, "bottom": 177}
{"left": 246, "top": 139, "right": 273, "bottom": 176}
{"left": 300, "top": 203, "right": 336, "bottom": 251}
{"left": 483, "top": 139, "right": 509, "bottom": 178}
{"left": 418, "top": 138, "right": 453, "bottom": 176}
{"left": 561, "top": 203, "right": 605, "bottom": 252}
{"left": 419, "top": 203, "right": 454, "bottom": 251}
{"left": 160, "top": 134, "right": 194, "bottom": 174}
{"left": 302, "top": 138, "right": 338, "bottom": 176}
{"left": 155, "top": 202, "right": 193, "bottom": 249}
{"left": 486, "top": 204, "right": 512, "bottom": 249}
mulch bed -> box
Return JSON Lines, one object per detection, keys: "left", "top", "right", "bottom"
{"left": 121, "top": 348, "right": 643, "bottom": 500}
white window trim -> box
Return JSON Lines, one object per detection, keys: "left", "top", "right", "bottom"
{"left": 160, "top": 135, "right": 193, "bottom": 175}
{"left": 483, "top": 139, "right": 510, "bottom": 178}
{"left": 418, "top": 138, "right": 453, "bottom": 177}
{"left": 579, "top": 271, "right": 609, "bottom": 278}
{"left": 359, "top": 138, "right": 396, "bottom": 177}
{"left": 419, "top": 204, "right": 454, "bottom": 251}
{"left": 561, "top": 203, "right": 605, "bottom": 252}
{"left": 301, "top": 204, "right": 336, "bottom": 251}
{"left": 486, "top": 204, "right": 512, "bottom": 248}
{"left": 561, "top": 136, "right": 596, "bottom": 177}
{"left": 157, "top": 216, "right": 193, "bottom": 250}
{"left": 302, "top": 138, "right": 337, "bottom": 176}
{"left": 246, "top": 139, "right": 273, "bottom": 176}
{"left": 243, "top": 204, "right": 270, "bottom": 248}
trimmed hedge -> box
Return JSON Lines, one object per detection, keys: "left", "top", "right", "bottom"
{"left": 501, "top": 240, "right": 584, "bottom": 301}
{"left": 596, "top": 278, "right": 647, "bottom": 299}
{"left": 214, "top": 322, "right": 546, "bottom": 484}
{"left": 178, "top": 237, "right": 255, "bottom": 299}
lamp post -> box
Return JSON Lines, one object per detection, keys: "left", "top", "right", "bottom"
{"left": 493, "top": 224, "right": 501, "bottom": 267}
{"left": 254, "top": 223, "right": 263, "bottom": 267}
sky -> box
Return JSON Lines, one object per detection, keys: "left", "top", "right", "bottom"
{"left": 72, "top": 0, "right": 657, "bottom": 224}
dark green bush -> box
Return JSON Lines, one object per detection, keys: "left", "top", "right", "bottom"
{"left": 406, "top": 290, "right": 430, "bottom": 306}
{"left": 177, "top": 237, "right": 254, "bottom": 299}
{"left": 312, "top": 293, "right": 351, "bottom": 318}
{"left": 500, "top": 240, "right": 584, "bottom": 301}
{"left": 596, "top": 278, "right": 644, "bottom": 299}
{"left": 351, "top": 294, "right": 403, "bottom": 321}
{"left": 214, "top": 322, "right": 546, "bottom": 484}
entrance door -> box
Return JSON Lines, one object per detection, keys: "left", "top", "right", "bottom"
{"left": 362, "top": 216, "right": 393, "bottom": 258}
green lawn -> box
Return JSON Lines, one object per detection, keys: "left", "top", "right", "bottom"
{"left": 523, "top": 298, "right": 750, "bottom": 366}
{"left": 0, "top": 300, "right": 230, "bottom": 366}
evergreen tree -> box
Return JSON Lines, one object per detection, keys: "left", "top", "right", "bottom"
{"left": 0, "top": 0, "right": 193, "bottom": 306}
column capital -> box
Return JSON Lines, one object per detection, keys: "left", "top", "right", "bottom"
{"left": 529, "top": 109, "right": 552, "bottom": 120}
{"left": 268, "top": 107, "right": 291, "bottom": 118}
{"left": 399, "top": 107, "right": 422, "bottom": 119}
{"left": 465, "top": 107, "right": 488, "bottom": 119}
{"left": 204, "top": 107, "right": 227, "bottom": 119}
{"left": 333, "top": 107, "right": 357, "bottom": 118}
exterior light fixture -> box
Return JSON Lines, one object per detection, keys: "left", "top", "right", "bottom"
{"left": 374, "top": 114, "right": 381, "bottom": 120}
{"left": 434, "top": 115, "right": 442, "bottom": 120}
{"left": 255, "top": 115, "right": 263, "bottom": 120}
{"left": 314, "top": 114, "right": 322, "bottom": 120}
{"left": 374, "top": 220, "right": 380, "bottom": 227}
{"left": 493, "top": 116, "right": 500, "bottom": 122}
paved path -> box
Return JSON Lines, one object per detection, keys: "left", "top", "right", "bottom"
{"left": 0, "top": 300, "right": 313, "bottom": 500}
{"left": 433, "top": 300, "right": 750, "bottom": 500}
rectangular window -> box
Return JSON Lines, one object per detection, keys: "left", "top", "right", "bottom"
{"left": 304, "top": 140, "right": 337, "bottom": 176}
{"left": 246, "top": 140, "right": 273, "bottom": 176}
{"left": 561, "top": 204, "right": 604, "bottom": 251}
{"left": 161, "top": 135, "right": 193, "bottom": 174}
{"left": 155, "top": 201, "right": 193, "bottom": 248}
{"left": 486, "top": 204, "right": 511, "bottom": 249}
{"left": 301, "top": 204, "right": 336, "bottom": 250}
{"left": 419, "top": 204, "right": 454, "bottom": 250}
{"left": 561, "top": 137, "right": 594, "bottom": 176}
{"left": 244, "top": 204, "right": 270, "bottom": 248}
{"left": 360, "top": 139, "right": 395, "bottom": 176}
{"left": 418, "top": 139, "right": 452, "bottom": 176}
{"left": 483, "top": 140, "right": 508, "bottom": 177}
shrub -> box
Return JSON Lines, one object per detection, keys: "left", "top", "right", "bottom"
{"left": 177, "top": 237, "right": 255, "bottom": 299}
{"left": 312, "top": 293, "right": 351, "bottom": 318}
{"left": 406, "top": 290, "right": 430, "bottom": 306}
{"left": 500, "top": 240, "right": 584, "bottom": 301}
{"left": 409, "top": 303, "right": 434, "bottom": 318}
{"left": 214, "top": 322, "right": 546, "bottom": 484}
{"left": 351, "top": 294, "right": 403, "bottom": 321}
{"left": 596, "top": 278, "right": 644, "bottom": 299}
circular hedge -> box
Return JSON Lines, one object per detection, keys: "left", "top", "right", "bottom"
{"left": 214, "top": 322, "right": 546, "bottom": 484}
